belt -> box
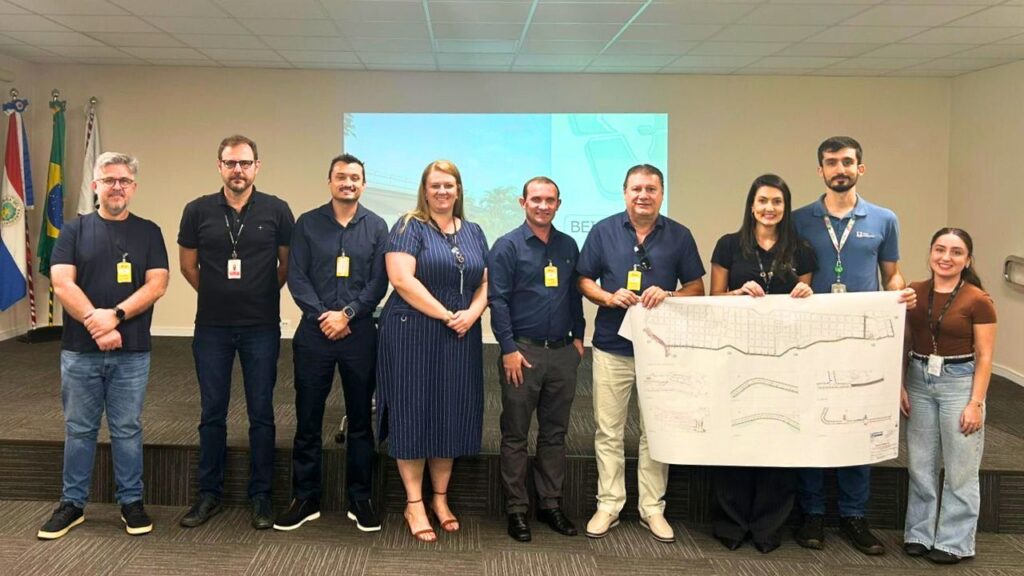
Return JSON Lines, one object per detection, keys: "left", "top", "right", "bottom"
{"left": 909, "top": 351, "right": 975, "bottom": 365}
{"left": 514, "top": 336, "right": 573, "bottom": 349}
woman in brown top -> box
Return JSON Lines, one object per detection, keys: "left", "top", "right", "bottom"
{"left": 901, "top": 228, "right": 996, "bottom": 565}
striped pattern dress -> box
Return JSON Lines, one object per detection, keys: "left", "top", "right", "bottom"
{"left": 376, "top": 217, "right": 489, "bottom": 459}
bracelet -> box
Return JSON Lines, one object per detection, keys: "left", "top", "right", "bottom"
{"left": 968, "top": 398, "right": 985, "bottom": 408}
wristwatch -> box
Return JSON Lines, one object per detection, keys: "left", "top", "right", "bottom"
{"left": 342, "top": 305, "right": 356, "bottom": 320}
{"left": 114, "top": 307, "right": 126, "bottom": 322}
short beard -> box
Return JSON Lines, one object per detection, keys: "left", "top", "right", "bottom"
{"left": 826, "top": 177, "right": 855, "bottom": 193}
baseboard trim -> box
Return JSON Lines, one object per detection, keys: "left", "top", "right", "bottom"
{"left": 993, "top": 363, "right": 1024, "bottom": 387}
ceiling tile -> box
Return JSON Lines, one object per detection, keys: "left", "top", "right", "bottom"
{"left": 803, "top": 26, "right": 924, "bottom": 44}
{"left": 513, "top": 53, "right": 594, "bottom": 66}
{"left": 842, "top": 5, "right": 984, "bottom": 27}
{"left": 889, "top": 68, "right": 962, "bottom": 78}
{"left": 687, "top": 41, "right": 788, "bottom": 56}
{"left": 0, "top": 44, "right": 57, "bottom": 57}
{"left": 241, "top": 19, "right": 339, "bottom": 36}
{"left": 636, "top": 2, "right": 754, "bottom": 25}
{"left": 436, "top": 52, "right": 514, "bottom": 66}
{"left": 291, "top": 61, "right": 363, "bottom": 69}
{"left": 3, "top": 30, "right": 103, "bottom": 45}
{"left": 744, "top": 56, "right": 842, "bottom": 69}
{"left": 79, "top": 56, "right": 145, "bottom": 64}
{"left": 211, "top": 60, "right": 290, "bottom": 68}
{"left": 913, "top": 56, "right": 1010, "bottom": 70}
{"left": 436, "top": 39, "right": 516, "bottom": 53}
{"left": 143, "top": 17, "right": 242, "bottom": 35}
{"left": 431, "top": 22, "right": 523, "bottom": 40}
{"left": 365, "top": 63, "right": 436, "bottom": 71}
{"left": 521, "top": 23, "right": 621, "bottom": 42}
{"left": 346, "top": 37, "right": 432, "bottom": 52}
{"left": 739, "top": 4, "right": 868, "bottom": 26}
{"left": 858, "top": 43, "right": 967, "bottom": 59}
{"left": 103, "top": 32, "right": 185, "bottom": 47}
{"left": 603, "top": 40, "right": 698, "bottom": 55}
{"left": 121, "top": 46, "right": 207, "bottom": 59}
{"left": 841, "top": 56, "right": 928, "bottom": 70}
{"left": 437, "top": 64, "right": 511, "bottom": 72}
{"left": 998, "top": 32, "right": 1024, "bottom": 44}
{"left": 950, "top": 6, "right": 1024, "bottom": 27}
{"left": 659, "top": 66, "right": 739, "bottom": 75}
{"left": 321, "top": 0, "right": 423, "bottom": 22}
{"left": 261, "top": 36, "right": 352, "bottom": 51}
{"left": 0, "top": 32, "right": 18, "bottom": 43}
{"left": 902, "top": 27, "right": 1022, "bottom": 45}
{"left": 532, "top": 2, "right": 642, "bottom": 24}
{"left": 764, "top": 0, "right": 881, "bottom": 4}
{"left": 807, "top": 68, "right": 891, "bottom": 77}
{"left": 9, "top": 0, "right": 123, "bottom": 15}
{"left": 0, "top": 14, "right": 70, "bottom": 31}
{"left": 278, "top": 49, "right": 360, "bottom": 63}
{"left": 357, "top": 51, "right": 435, "bottom": 65}
{"left": 340, "top": 20, "right": 429, "bottom": 39}
{"left": 732, "top": 67, "right": 816, "bottom": 76}
{"left": 589, "top": 53, "right": 678, "bottom": 67}
{"left": 518, "top": 39, "right": 605, "bottom": 53}
{"left": 955, "top": 44, "right": 1024, "bottom": 58}
{"left": 200, "top": 47, "right": 283, "bottom": 61}
{"left": 213, "top": 0, "right": 327, "bottom": 19}
{"left": 428, "top": 1, "right": 532, "bottom": 23}
{"left": 175, "top": 33, "right": 267, "bottom": 49}
{"left": 617, "top": 23, "right": 722, "bottom": 42}
{"left": 511, "top": 64, "right": 586, "bottom": 73}
{"left": 773, "top": 42, "right": 879, "bottom": 57}
{"left": 667, "top": 54, "right": 761, "bottom": 68}
{"left": 882, "top": 0, "right": 1001, "bottom": 5}
{"left": 584, "top": 66, "right": 665, "bottom": 73}
{"left": 48, "top": 15, "right": 161, "bottom": 33}
{"left": 710, "top": 25, "right": 825, "bottom": 43}
{"left": 109, "top": 0, "right": 227, "bottom": 17}
{"left": 146, "top": 58, "right": 218, "bottom": 66}
{"left": 16, "top": 54, "right": 76, "bottom": 63}
{"left": 45, "top": 45, "right": 129, "bottom": 57}
{"left": 0, "top": 1, "right": 28, "bottom": 13}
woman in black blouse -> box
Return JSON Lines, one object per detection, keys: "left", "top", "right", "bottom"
{"left": 708, "top": 173, "right": 817, "bottom": 552}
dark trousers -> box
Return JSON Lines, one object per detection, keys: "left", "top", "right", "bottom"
{"left": 499, "top": 341, "right": 580, "bottom": 514}
{"left": 712, "top": 466, "right": 796, "bottom": 544}
{"left": 193, "top": 324, "right": 280, "bottom": 500}
{"left": 797, "top": 465, "right": 871, "bottom": 517}
{"left": 292, "top": 318, "right": 377, "bottom": 503}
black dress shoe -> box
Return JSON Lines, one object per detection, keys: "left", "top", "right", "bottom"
{"left": 840, "top": 516, "right": 885, "bottom": 555}
{"left": 180, "top": 495, "right": 222, "bottom": 528}
{"left": 715, "top": 534, "right": 744, "bottom": 551}
{"left": 251, "top": 496, "right": 273, "bottom": 530}
{"left": 754, "top": 540, "right": 780, "bottom": 554}
{"left": 927, "top": 549, "right": 962, "bottom": 564}
{"left": 537, "top": 507, "right": 578, "bottom": 536}
{"left": 508, "top": 513, "right": 531, "bottom": 542}
{"left": 903, "top": 542, "right": 929, "bottom": 557}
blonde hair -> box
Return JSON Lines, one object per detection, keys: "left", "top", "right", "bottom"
{"left": 401, "top": 160, "right": 465, "bottom": 230}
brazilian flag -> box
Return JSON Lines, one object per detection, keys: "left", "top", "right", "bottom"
{"left": 38, "top": 99, "right": 65, "bottom": 278}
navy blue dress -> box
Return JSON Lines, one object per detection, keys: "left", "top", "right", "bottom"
{"left": 377, "top": 217, "right": 489, "bottom": 459}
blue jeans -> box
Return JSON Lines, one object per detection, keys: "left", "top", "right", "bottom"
{"left": 61, "top": 350, "right": 150, "bottom": 508}
{"left": 797, "top": 465, "right": 870, "bottom": 517}
{"left": 904, "top": 359, "right": 983, "bottom": 557}
{"left": 193, "top": 324, "right": 280, "bottom": 499}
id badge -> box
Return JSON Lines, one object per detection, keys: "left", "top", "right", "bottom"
{"left": 927, "top": 354, "right": 943, "bottom": 376}
{"left": 227, "top": 258, "right": 242, "bottom": 280}
{"left": 627, "top": 269, "right": 642, "bottom": 292}
{"left": 336, "top": 256, "right": 350, "bottom": 278}
{"left": 544, "top": 265, "right": 558, "bottom": 287}
{"left": 831, "top": 282, "right": 847, "bottom": 293}
{"left": 116, "top": 261, "right": 132, "bottom": 284}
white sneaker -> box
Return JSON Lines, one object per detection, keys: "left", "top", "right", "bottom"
{"left": 640, "top": 513, "right": 675, "bottom": 543}
{"left": 585, "top": 510, "right": 619, "bottom": 538}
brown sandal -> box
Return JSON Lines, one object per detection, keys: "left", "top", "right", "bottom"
{"left": 431, "top": 492, "right": 460, "bottom": 533}
{"left": 404, "top": 499, "right": 436, "bottom": 542}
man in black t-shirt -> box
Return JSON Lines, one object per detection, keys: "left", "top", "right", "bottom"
{"left": 37, "top": 152, "right": 169, "bottom": 540}
{"left": 178, "top": 135, "right": 294, "bottom": 530}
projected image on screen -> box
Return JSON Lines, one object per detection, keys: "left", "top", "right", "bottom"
{"left": 344, "top": 113, "right": 668, "bottom": 246}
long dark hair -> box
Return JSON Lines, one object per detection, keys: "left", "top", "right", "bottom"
{"left": 738, "top": 174, "right": 799, "bottom": 281}
{"left": 930, "top": 227, "right": 983, "bottom": 289}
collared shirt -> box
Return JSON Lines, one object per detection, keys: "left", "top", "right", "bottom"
{"left": 288, "top": 202, "right": 389, "bottom": 323}
{"left": 177, "top": 188, "right": 294, "bottom": 326}
{"left": 792, "top": 194, "right": 899, "bottom": 294}
{"left": 487, "top": 222, "right": 586, "bottom": 355}
{"left": 577, "top": 211, "right": 705, "bottom": 356}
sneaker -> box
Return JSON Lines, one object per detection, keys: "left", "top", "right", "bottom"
{"left": 180, "top": 495, "right": 222, "bottom": 528}
{"left": 273, "top": 498, "right": 321, "bottom": 531}
{"left": 251, "top": 496, "right": 273, "bottom": 530}
{"left": 37, "top": 502, "right": 85, "bottom": 540}
{"left": 120, "top": 500, "right": 153, "bottom": 536}
{"left": 794, "top": 514, "right": 824, "bottom": 549}
{"left": 840, "top": 516, "right": 885, "bottom": 555}
{"left": 347, "top": 499, "right": 382, "bottom": 532}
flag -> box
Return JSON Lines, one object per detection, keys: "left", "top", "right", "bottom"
{"left": 78, "top": 101, "right": 99, "bottom": 215}
{"left": 38, "top": 99, "right": 65, "bottom": 279}
{"left": 0, "top": 98, "right": 34, "bottom": 311}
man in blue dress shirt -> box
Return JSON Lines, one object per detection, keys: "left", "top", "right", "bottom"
{"left": 576, "top": 164, "right": 705, "bottom": 543}
{"left": 488, "top": 177, "right": 586, "bottom": 542}
{"left": 791, "top": 136, "right": 917, "bottom": 555}
{"left": 274, "top": 153, "right": 389, "bottom": 533}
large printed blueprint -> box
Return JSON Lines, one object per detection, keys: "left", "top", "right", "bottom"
{"left": 620, "top": 292, "right": 906, "bottom": 467}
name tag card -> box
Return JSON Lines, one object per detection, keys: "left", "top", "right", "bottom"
{"left": 116, "top": 262, "right": 132, "bottom": 284}
{"left": 227, "top": 258, "right": 242, "bottom": 280}
{"left": 627, "top": 270, "right": 642, "bottom": 292}
{"left": 544, "top": 265, "right": 558, "bottom": 287}
{"left": 336, "top": 256, "right": 350, "bottom": 278}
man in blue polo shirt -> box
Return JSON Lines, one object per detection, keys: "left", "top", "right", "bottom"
{"left": 274, "top": 153, "right": 388, "bottom": 533}
{"left": 576, "top": 164, "right": 705, "bottom": 543}
{"left": 791, "top": 136, "right": 916, "bottom": 555}
{"left": 488, "top": 176, "right": 586, "bottom": 542}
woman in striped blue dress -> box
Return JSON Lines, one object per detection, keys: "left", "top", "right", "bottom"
{"left": 377, "top": 160, "right": 489, "bottom": 542}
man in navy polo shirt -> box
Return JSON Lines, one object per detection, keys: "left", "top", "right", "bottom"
{"left": 576, "top": 164, "right": 705, "bottom": 543}
{"left": 274, "top": 153, "right": 388, "bottom": 533}
{"left": 488, "top": 176, "right": 586, "bottom": 542}
{"left": 178, "top": 135, "right": 295, "bottom": 530}
{"left": 791, "top": 136, "right": 916, "bottom": 555}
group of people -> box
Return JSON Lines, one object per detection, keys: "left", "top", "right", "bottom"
{"left": 34, "top": 135, "right": 997, "bottom": 566}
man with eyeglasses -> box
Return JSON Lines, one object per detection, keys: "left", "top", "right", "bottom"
{"left": 273, "top": 154, "right": 388, "bottom": 533}
{"left": 38, "top": 152, "right": 169, "bottom": 540}
{"left": 178, "top": 134, "right": 295, "bottom": 530}
{"left": 576, "top": 164, "right": 705, "bottom": 543}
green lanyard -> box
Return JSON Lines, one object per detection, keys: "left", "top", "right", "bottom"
{"left": 823, "top": 215, "right": 856, "bottom": 282}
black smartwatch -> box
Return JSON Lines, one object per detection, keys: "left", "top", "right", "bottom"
{"left": 342, "top": 305, "right": 355, "bottom": 320}
{"left": 115, "top": 307, "right": 126, "bottom": 322}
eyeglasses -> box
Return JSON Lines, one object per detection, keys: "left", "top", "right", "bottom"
{"left": 221, "top": 160, "right": 255, "bottom": 170}
{"left": 96, "top": 177, "right": 135, "bottom": 188}
{"left": 634, "top": 244, "right": 653, "bottom": 271}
